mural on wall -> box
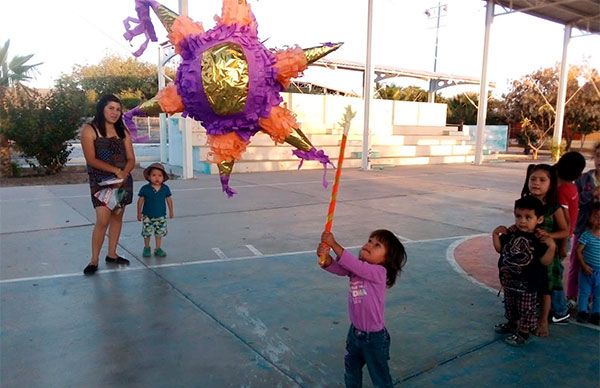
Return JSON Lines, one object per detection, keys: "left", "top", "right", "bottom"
{"left": 464, "top": 125, "right": 508, "bottom": 153}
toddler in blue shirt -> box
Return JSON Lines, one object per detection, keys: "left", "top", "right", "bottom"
{"left": 137, "top": 163, "right": 174, "bottom": 258}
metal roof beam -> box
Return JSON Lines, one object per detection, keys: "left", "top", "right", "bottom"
{"left": 494, "top": 0, "right": 580, "bottom": 16}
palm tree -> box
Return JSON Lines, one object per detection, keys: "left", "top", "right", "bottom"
{"left": 0, "top": 39, "right": 42, "bottom": 176}
{"left": 375, "top": 83, "right": 429, "bottom": 102}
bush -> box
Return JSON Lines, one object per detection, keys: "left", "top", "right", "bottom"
{"left": 1, "top": 87, "right": 86, "bottom": 174}
{"left": 516, "top": 128, "right": 539, "bottom": 149}
{"left": 120, "top": 96, "right": 143, "bottom": 110}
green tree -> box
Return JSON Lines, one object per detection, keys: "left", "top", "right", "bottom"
{"left": 503, "top": 64, "right": 596, "bottom": 158}
{"left": 487, "top": 97, "right": 507, "bottom": 125}
{"left": 375, "top": 83, "right": 430, "bottom": 102}
{"left": 0, "top": 40, "right": 42, "bottom": 96}
{"left": 375, "top": 83, "right": 403, "bottom": 100}
{"left": 73, "top": 55, "right": 162, "bottom": 108}
{"left": 53, "top": 73, "right": 97, "bottom": 118}
{"left": 0, "top": 39, "right": 42, "bottom": 176}
{"left": 446, "top": 93, "right": 478, "bottom": 125}
{"left": 3, "top": 85, "right": 85, "bottom": 174}
{"left": 564, "top": 68, "right": 600, "bottom": 150}
{"left": 446, "top": 92, "right": 506, "bottom": 125}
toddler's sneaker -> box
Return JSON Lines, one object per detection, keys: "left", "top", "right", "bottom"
{"left": 154, "top": 248, "right": 167, "bottom": 257}
{"left": 143, "top": 246, "right": 151, "bottom": 257}
{"left": 551, "top": 312, "right": 570, "bottom": 325}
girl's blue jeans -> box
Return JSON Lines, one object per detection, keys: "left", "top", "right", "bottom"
{"left": 551, "top": 259, "right": 568, "bottom": 316}
{"left": 344, "top": 325, "right": 393, "bottom": 388}
{"left": 578, "top": 268, "right": 600, "bottom": 314}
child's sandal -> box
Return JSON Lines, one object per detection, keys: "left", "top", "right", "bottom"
{"left": 504, "top": 333, "right": 528, "bottom": 347}
{"left": 494, "top": 323, "right": 515, "bottom": 334}
{"left": 154, "top": 248, "right": 167, "bottom": 257}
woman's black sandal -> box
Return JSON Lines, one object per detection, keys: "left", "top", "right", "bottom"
{"left": 105, "top": 255, "right": 130, "bottom": 265}
{"left": 494, "top": 322, "right": 515, "bottom": 334}
{"left": 504, "top": 332, "right": 528, "bottom": 347}
{"left": 83, "top": 264, "right": 98, "bottom": 275}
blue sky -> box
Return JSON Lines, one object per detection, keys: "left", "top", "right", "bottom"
{"left": 3, "top": 0, "right": 599, "bottom": 96}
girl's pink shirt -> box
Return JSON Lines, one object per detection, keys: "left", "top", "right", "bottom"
{"left": 324, "top": 249, "right": 387, "bottom": 332}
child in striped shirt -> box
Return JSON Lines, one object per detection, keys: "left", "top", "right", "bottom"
{"left": 576, "top": 203, "right": 600, "bottom": 325}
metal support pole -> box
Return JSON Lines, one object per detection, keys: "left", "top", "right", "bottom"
{"left": 182, "top": 118, "right": 194, "bottom": 179}
{"left": 552, "top": 24, "right": 572, "bottom": 161}
{"left": 178, "top": 0, "right": 190, "bottom": 175}
{"left": 425, "top": 2, "right": 448, "bottom": 103}
{"left": 147, "top": 116, "right": 151, "bottom": 139}
{"left": 428, "top": 80, "right": 436, "bottom": 103}
{"left": 474, "top": 0, "right": 494, "bottom": 165}
{"left": 427, "top": 2, "right": 443, "bottom": 103}
{"left": 159, "top": 114, "right": 168, "bottom": 163}
{"left": 178, "top": 0, "right": 188, "bottom": 16}
{"left": 158, "top": 45, "right": 168, "bottom": 163}
{"left": 362, "top": 0, "right": 374, "bottom": 171}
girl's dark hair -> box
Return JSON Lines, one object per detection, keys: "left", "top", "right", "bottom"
{"left": 370, "top": 229, "right": 407, "bottom": 288}
{"left": 555, "top": 151, "right": 586, "bottom": 181}
{"left": 520, "top": 164, "right": 558, "bottom": 206}
{"left": 588, "top": 202, "right": 600, "bottom": 228}
{"left": 91, "top": 94, "right": 129, "bottom": 139}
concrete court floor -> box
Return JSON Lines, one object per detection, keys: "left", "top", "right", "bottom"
{"left": 1, "top": 162, "right": 598, "bottom": 387}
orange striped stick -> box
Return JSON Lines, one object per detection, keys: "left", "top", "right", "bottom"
{"left": 320, "top": 106, "right": 356, "bottom": 266}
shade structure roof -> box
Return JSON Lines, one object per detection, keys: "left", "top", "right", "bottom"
{"left": 313, "top": 58, "right": 495, "bottom": 91}
{"left": 493, "top": 0, "right": 600, "bottom": 33}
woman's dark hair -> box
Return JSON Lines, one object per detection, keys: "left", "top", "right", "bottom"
{"left": 370, "top": 229, "right": 407, "bottom": 288}
{"left": 520, "top": 164, "right": 558, "bottom": 206}
{"left": 91, "top": 94, "right": 129, "bottom": 139}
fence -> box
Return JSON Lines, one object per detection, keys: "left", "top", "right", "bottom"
{"left": 133, "top": 117, "right": 162, "bottom": 143}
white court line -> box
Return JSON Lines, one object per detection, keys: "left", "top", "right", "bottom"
{"left": 444, "top": 234, "right": 600, "bottom": 331}
{"left": 4, "top": 233, "right": 598, "bottom": 332}
{"left": 406, "top": 234, "right": 486, "bottom": 244}
{"left": 0, "top": 171, "right": 473, "bottom": 202}
{"left": 445, "top": 234, "right": 499, "bottom": 295}
{"left": 211, "top": 247, "right": 228, "bottom": 260}
{"left": 245, "top": 244, "right": 263, "bottom": 256}
{"left": 0, "top": 267, "right": 134, "bottom": 284}
{"left": 394, "top": 234, "right": 413, "bottom": 242}
{"left": 0, "top": 234, "right": 481, "bottom": 284}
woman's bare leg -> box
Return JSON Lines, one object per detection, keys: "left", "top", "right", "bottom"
{"left": 90, "top": 207, "right": 111, "bottom": 265}
{"left": 107, "top": 208, "right": 125, "bottom": 258}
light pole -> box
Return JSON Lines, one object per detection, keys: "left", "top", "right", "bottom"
{"left": 425, "top": 3, "right": 447, "bottom": 103}
{"left": 362, "top": 0, "right": 374, "bottom": 171}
